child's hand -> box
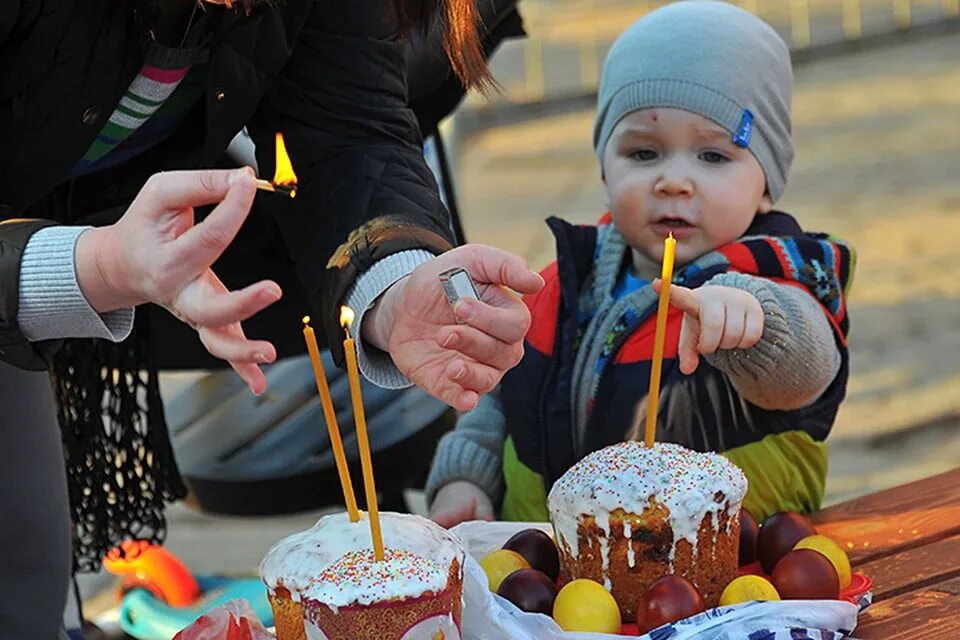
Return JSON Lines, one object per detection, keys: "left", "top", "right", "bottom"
{"left": 429, "top": 480, "right": 495, "bottom": 529}
{"left": 77, "top": 168, "right": 281, "bottom": 395}
{"left": 652, "top": 279, "right": 764, "bottom": 375}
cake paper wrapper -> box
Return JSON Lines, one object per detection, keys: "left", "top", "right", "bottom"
{"left": 452, "top": 521, "right": 862, "bottom": 640}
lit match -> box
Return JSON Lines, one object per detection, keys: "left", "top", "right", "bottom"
{"left": 257, "top": 132, "right": 298, "bottom": 198}
{"left": 255, "top": 179, "right": 296, "bottom": 198}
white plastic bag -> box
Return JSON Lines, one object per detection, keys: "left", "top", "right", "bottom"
{"left": 452, "top": 521, "right": 861, "bottom": 640}
{"left": 172, "top": 599, "right": 274, "bottom": 640}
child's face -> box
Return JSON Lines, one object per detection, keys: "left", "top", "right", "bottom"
{"left": 602, "top": 108, "right": 773, "bottom": 276}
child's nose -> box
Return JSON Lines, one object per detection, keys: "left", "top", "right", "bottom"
{"left": 653, "top": 172, "right": 694, "bottom": 197}
{"left": 653, "top": 157, "right": 693, "bottom": 196}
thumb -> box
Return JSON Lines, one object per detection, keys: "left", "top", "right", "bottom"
{"left": 458, "top": 244, "right": 544, "bottom": 295}
{"left": 172, "top": 168, "right": 256, "bottom": 274}
{"left": 141, "top": 168, "right": 250, "bottom": 214}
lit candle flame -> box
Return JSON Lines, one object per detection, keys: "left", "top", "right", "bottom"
{"left": 340, "top": 306, "right": 355, "bottom": 330}
{"left": 303, "top": 315, "right": 311, "bottom": 325}
{"left": 273, "top": 132, "right": 298, "bottom": 188}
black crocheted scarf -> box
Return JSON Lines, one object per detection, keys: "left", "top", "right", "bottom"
{"left": 51, "top": 312, "right": 186, "bottom": 573}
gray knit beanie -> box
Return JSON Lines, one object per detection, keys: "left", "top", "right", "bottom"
{"left": 593, "top": 0, "right": 794, "bottom": 201}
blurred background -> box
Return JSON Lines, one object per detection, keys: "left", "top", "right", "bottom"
{"left": 80, "top": 0, "right": 960, "bottom": 633}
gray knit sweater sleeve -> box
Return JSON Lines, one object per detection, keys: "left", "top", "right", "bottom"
{"left": 344, "top": 249, "right": 435, "bottom": 389}
{"left": 425, "top": 385, "right": 506, "bottom": 506}
{"left": 17, "top": 226, "right": 134, "bottom": 343}
{"left": 702, "top": 272, "right": 841, "bottom": 411}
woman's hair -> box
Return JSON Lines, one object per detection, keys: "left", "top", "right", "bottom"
{"left": 230, "top": 0, "right": 492, "bottom": 90}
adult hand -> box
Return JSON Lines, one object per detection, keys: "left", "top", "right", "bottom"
{"left": 429, "top": 480, "right": 495, "bottom": 529}
{"left": 76, "top": 168, "right": 282, "bottom": 395}
{"left": 653, "top": 279, "right": 764, "bottom": 375}
{"left": 366, "top": 244, "right": 543, "bottom": 412}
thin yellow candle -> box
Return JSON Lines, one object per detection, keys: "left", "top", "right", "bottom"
{"left": 339, "top": 306, "right": 385, "bottom": 562}
{"left": 302, "top": 317, "right": 360, "bottom": 522}
{"left": 644, "top": 233, "right": 677, "bottom": 448}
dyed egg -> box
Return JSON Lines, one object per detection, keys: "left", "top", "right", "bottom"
{"left": 496, "top": 568, "right": 558, "bottom": 615}
{"left": 502, "top": 529, "right": 561, "bottom": 581}
{"left": 771, "top": 549, "right": 840, "bottom": 600}
{"left": 552, "top": 579, "right": 622, "bottom": 633}
{"left": 479, "top": 549, "right": 530, "bottom": 592}
{"left": 793, "top": 534, "right": 852, "bottom": 589}
{"left": 758, "top": 511, "right": 817, "bottom": 574}
{"left": 739, "top": 508, "right": 760, "bottom": 567}
{"left": 636, "top": 575, "right": 706, "bottom": 634}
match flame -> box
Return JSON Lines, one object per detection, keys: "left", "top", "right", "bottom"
{"left": 273, "top": 132, "right": 298, "bottom": 188}
{"left": 339, "top": 306, "right": 355, "bottom": 330}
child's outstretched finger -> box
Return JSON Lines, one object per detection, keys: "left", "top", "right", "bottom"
{"left": 678, "top": 315, "right": 701, "bottom": 374}
{"left": 654, "top": 279, "right": 700, "bottom": 318}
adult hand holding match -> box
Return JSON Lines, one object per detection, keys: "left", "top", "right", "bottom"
{"left": 652, "top": 279, "right": 765, "bottom": 375}
{"left": 364, "top": 245, "right": 544, "bottom": 412}
{"left": 75, "top": 167, "right": 282, "bottom": 395}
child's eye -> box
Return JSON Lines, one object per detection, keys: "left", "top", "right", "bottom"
{"left": 699, "top": 150, "right": 730, "bottom": 164}
{"left": 629, "top": 148, "right": 659, "bottom": 161}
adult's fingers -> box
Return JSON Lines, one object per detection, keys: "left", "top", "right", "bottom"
{"left": 435, "top": 324, "right": 523, "bottom": 373}
{"left": 172, "top": 168, "right": 257, "bottom": 274}
{"left": 179, "top": 280, "right": 282, "bottom": 328}
{"left": 451, "top": 244, "right": 544, "bottom": 295}
{"left": 141, "top": 167, "right": 253, "bottom": 214}
{"left": 233, "top": 361, "right": 269, "bottom": 396}
{"left": 197, "top": 324, "right": 277, "bottom": 367}
{"left": 654, "top": 279, "right": 701, "bottom": 318}
{"left": 443, "top": 358, "right": 502, "bottom": 397}
{"left": 452, "top": 294, "right": 531, "bottom": 346}
{"left": 428, "top": 373, "right": 481, "bottom": 413}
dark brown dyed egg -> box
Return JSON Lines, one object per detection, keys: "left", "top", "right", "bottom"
{"left": 771, "top": 549, "right": 840, "bottom": 600}
{"left": 496, "top": 568, "right": 558, "bottom": 615}
{"left": 739, "top": 508, "right": 760, "bottom": 567}
{"left": 758, "top": 511, "right": 817, "bottom": 574}
{"left": 636, "top": 575, "right": 706, "bottom": 634}
{"left": 503, "top": 528, "right": 561, "bottom": 581}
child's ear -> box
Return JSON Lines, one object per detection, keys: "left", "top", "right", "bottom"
{"left": 757, "top": 193, "right": 774, "bottom": 214}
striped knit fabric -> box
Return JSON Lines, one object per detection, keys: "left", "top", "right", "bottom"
{"left": 72, "top": 63, "right": 191, "bottom": 175}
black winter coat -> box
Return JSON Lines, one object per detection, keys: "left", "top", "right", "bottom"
{"left": 0, "top": 0, "right": 522, "bottom": 370}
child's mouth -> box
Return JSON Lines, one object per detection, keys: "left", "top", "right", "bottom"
{"left": 652, "top": 217, "right": 696, "bottom": 238}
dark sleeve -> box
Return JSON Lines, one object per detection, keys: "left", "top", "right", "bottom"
{"left": 0, "top": 219, "right": 62, "bottom": 370}
{"left": 0, "top": 3, "right": 21, "bottom": 43}
{"left": 248, "top": 0, "right": 455, "bottom": 365}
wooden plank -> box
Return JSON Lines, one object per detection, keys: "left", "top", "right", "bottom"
{"left": 855, "top": 534, "right": 960, "bottom": 601}
{"left": 812, "top": 468, "right": 960, "bottom": 565}
{"left": 855, "top": 577, "right": 960, "bottom": 639}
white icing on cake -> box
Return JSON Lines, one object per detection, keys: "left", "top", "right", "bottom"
{"left": 260, "top": 511, "right": 464, "bottom": 608}
{"left": 547, "top": 442, "right": 747, "bottom": 583}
